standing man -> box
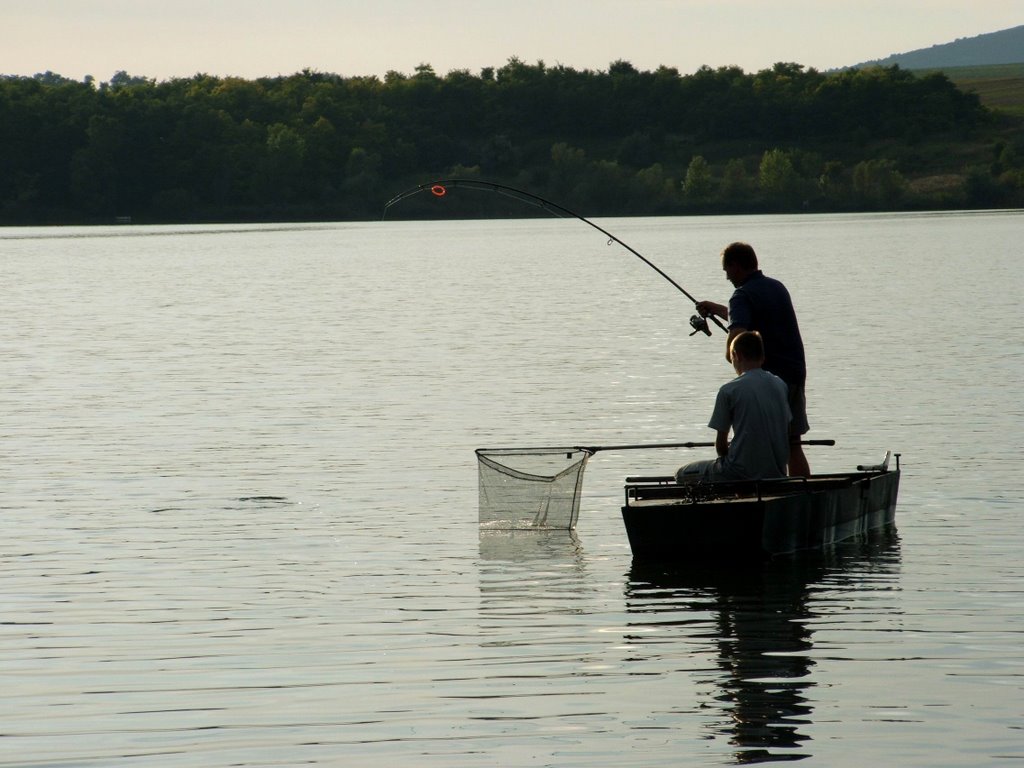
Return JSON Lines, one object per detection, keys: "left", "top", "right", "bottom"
{"left": 696, "top": 242, "right": 810, "bottom": 476}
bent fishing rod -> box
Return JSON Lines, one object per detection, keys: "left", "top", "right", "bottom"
{"left": 382, "top": 178, "right": 727, "bottom": 337}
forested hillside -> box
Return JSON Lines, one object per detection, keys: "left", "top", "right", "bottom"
{"left": 2, "top": 60, "right": 1022, "bottom": 224}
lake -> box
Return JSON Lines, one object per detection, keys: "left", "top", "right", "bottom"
{"left": 2, "top": 209, "right": 1022, "bottom": 766}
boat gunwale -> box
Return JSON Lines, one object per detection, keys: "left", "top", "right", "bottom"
{"left": 623, "top": 469, "right": 893, "bottom": 508}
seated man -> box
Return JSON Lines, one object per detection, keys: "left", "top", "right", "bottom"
{"left": 676, "top": 331, "right": 791, "bottom": 483}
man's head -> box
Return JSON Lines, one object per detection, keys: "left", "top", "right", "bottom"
{"left": 721, "top": 242, "right": 758, "bottom": 286}
{"left": 729, "top": 331, "right": 765, "bottom": 373}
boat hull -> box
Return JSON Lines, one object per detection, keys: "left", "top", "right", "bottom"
{"left": 621, "top": 469, "right": 900, "bottom": 561}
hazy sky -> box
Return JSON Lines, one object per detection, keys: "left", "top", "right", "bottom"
{"left": 4, "top": 1, "right": 1021, "bottom": 82}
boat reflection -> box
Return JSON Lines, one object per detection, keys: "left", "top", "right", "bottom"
{"left": 624, "top": 534, "right": 902, "bottom": 764}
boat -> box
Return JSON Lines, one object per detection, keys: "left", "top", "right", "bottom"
{"left": 620, "top": 452, "right": 900, "bottom": 561}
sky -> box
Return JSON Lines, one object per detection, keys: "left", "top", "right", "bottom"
{"left": 4, "top": 1, "right": 1022, "bottom": 83}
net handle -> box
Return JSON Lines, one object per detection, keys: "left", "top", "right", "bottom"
{"left": 580, "top": 439, "right": 835, "bottom": 452}
{"left": 474, "top": 442, "right": 711, "bottom": 456}
{"left": 476, "top": 439, "right": 835, "bottom": 455}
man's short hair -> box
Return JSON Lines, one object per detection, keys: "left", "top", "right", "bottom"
{"left": 722, "top": 242, "right": 758, "bottom": 270}
{"left": 730, "top": 330, "right": 765, "bottom": 362}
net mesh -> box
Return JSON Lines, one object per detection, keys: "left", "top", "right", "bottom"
{"left": 477, "top": 447, "right": 592, "bottom": 530}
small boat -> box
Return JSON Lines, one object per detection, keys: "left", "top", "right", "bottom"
{"left": 621, "top": 452, "right": 900, "bottom": 561}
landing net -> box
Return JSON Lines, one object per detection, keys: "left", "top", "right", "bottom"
{"left": 477, "top": 447, "right": 592, "bottom": 530}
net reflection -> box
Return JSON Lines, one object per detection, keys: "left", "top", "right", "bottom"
{"left": 625, "top": 534, "right": 902, "bottom": 764}
{"left": 478, "top": 528, "right": 586, "bottom": 565}
{"left": 476, "top": 530, "right": 590, "bottom": 632}
{"left": 474, "top": 531, "right": 594, "bottom": 706}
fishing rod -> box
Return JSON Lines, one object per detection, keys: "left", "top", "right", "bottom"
{"left": 383, "top": 178, "right": 727, "bottom": 337}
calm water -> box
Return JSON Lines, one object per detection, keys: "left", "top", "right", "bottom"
{"left": 2, "top": 210, "right": 1021, "bottom": 766}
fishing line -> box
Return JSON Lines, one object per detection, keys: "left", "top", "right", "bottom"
{"left": 383, "top": 178, "right": 727, "bottom": 335}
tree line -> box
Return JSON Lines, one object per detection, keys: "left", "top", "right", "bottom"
{"left": 1, "top": 60, "right": 1021, "bottom": 224}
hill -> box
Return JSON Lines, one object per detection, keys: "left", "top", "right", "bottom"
{"left": 854, "top": 24, "right": 1024, "bottom": 69}
{"left": 850, "top": 27, "right": 1024, "bottom": 116}
{"left": 931, "top": 63, "right": 1024, "bottom": 117}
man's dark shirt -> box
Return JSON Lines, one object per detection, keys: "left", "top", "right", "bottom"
{"left": 728, "top": 271, "right": 806, "bottom": 387}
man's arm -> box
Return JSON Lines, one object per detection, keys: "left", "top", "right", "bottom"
{"left": 696, "top": 300, "right": 740, "bottom": 361}
{"left": 696, "top": 300, "right": 728, "bottom": 320}
{"left": 725, "top": 325, "right": 746, "bottom": 361}
{"left": 724, "top": 290, "right": 755, "bottom": 361}
{"left": 715, "top": 428, "right": 729, "bottom": 458}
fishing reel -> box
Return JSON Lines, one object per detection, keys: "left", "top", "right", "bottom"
{"left": 688, "top": 314, "right": 712, "bottom": 337}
